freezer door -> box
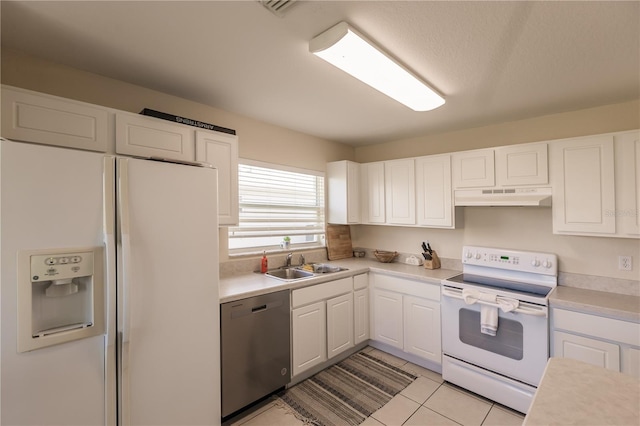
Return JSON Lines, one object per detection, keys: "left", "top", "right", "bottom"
{"left": 1, "top": 140, "right": 108, "bottom": 425}
{"left": 117, "top": 157, "right": 220, "bottom": 426}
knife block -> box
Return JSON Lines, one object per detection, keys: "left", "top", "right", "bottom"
{"left": 424, "top": 251, "right": 441, "bottom": 270}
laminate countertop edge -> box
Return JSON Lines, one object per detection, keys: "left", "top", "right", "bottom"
{"left": 524, "top": 357, "right": 640, "bottom": 425}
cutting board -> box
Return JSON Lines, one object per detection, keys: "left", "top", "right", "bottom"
{"left": 326, "top": 224, "right": 353, "bottom": 260}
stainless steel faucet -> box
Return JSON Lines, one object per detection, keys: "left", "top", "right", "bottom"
{"left": 299, "top": 254, "right": 305, "bottom": 266}
{"left": 285, "top": 252, "right": 293, "bottom": 267}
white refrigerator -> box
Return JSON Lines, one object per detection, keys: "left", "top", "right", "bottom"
{"left": 0, "top": 138, "right": 221, "bottom": 425}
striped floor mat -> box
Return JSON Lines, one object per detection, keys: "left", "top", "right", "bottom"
{"left": 277, "top": 351, "right": 417, "bottom": 426}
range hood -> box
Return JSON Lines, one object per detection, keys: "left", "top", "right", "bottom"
{"left": 454, "top": 187, "right": 552, "bottom": 207}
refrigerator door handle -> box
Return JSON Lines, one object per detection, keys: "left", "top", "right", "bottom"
{"left": 117, "top": 158, "right": 132, "bottom": 426}
{"left": 118, "top": 159, "right": 132, "bottom": 345}
{"left": 103, "top": 156, "right": 117, "bottom": 426}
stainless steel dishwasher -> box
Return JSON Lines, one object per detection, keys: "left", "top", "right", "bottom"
{"left": 221, "top": 290, "right": 291, "bottom": 418}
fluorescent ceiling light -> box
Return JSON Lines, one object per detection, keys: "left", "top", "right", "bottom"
{"left": 309, "top": 21, "right": 445, "bottom": 112}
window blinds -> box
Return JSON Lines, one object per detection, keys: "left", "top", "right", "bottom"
{"left": 228, "top": 163, "right": 325, "bottom": 249}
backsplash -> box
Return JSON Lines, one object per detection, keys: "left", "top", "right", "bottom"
{"left": 559, "top": 272, "right": 640, "bottom": 297}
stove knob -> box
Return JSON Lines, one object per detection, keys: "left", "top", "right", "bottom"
{"left": 475, "top": 253, "right": 482, "bottom": 260}
{"left": 531, "top": 259, "right": 540, "bottom": 267}
{"left": 543, "top": 260, "right": 553, "bottom": 269}
{"left": 465, "top": 251, "right": 473, "bottom": 259}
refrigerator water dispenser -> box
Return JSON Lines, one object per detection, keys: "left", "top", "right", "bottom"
{"left": 17, "top": 246, "right": 105, "bottom": 352}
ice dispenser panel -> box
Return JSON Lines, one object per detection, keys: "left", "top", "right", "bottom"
{"left": 17, "top": 247, "right": 105, "bottom": 352}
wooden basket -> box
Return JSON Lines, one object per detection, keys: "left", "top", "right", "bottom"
{"left": 374, "top": 250, "right": 398, "bottom": 263}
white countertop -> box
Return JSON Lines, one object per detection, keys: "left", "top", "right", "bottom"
{"left": 524, "top": 357, "right": 640, "bottom": 425}
{"left": 220, "top": 258, "right": 640, "bottom": 324}
{"left": 550, "top": 286, "right": 640, "bottom": 323}
{"left": 219, "top": 258, "right": 458, "bottom": 303}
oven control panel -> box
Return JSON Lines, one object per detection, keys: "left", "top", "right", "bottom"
{"left": 462, "top": 246, "right": 557, "bottom": 275}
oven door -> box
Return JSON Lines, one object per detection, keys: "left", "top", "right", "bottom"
{"left": 441, "top": 285, "right": 548, "bottom": 386}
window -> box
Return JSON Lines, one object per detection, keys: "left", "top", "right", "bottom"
{"left": 228, "top": 160, "right": 325, "bottom": 253}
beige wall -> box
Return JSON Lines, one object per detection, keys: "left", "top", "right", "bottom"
{"left": 3, "top": 48, "right": 639, "bottom": 281}
{"left": 1, "top": 48, "right": 355, "bottom": 172}
{"left": 355, "top": 100, "right": 640, "bottom": 162}
{"left": 352, "top": 208, "right": 640, "bottom": 282}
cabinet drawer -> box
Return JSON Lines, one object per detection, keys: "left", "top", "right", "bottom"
{"left": 553, "top": 309, "right": 640, "bottom": 346}
{"left": 292, "top": 277, "right": 352, "bottom": 308}
{"left": 372, "top": 274, "right": 440, "bottom": 301}
{"left": 353, "top": 273, "right": 368, "bottom": 290}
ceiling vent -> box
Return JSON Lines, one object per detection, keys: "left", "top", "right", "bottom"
{"left": 259, "top": 0, "right": 297, "bottom": 17}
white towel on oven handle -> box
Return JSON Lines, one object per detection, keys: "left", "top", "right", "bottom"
{"left": 496, "top": 296, "right": 520, "bottom": 313}
{"left": 480, "top": 305, "right": 498, "bottom": 336}
{"left": 462, "top": 288, "right": 497, "bottom": 305}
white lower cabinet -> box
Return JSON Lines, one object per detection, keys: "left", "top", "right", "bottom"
{"left": 403, "top": 295, "right": 441, "bottom": 364}
{"left": 354, "top": 288, "right": 369, "bottom": 345}
{"left": 551, "top": 308, "right": 640, "bottom": 378}
{"left": 353, "top": 273, "right": 369, "bottom": 345}
{"left": 291, "top": 277, "right": 354, "bottom": 378}
{"left": 370, "top": 274, "right": 442, "bottom": 366}
{"left": 372, "top": 289, "right": 404, "bottom": 349}
{"left": 292, "top": 301, "right": 327, "bottom": 376}
{"left": 327, "top": 293, "right": 354, "bottom": 359}
{"left": 553, "top": 331, "right": 620, "bottom": 371}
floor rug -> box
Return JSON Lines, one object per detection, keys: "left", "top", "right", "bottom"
{"left": 276, "top": 351, "right": 417, "bottom": 426}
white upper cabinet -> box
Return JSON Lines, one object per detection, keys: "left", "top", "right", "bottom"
{"left": 453, "top": 143, "right": 548, "bottom": 190}
{"left": 360, "top": 162, "right": 386, "bottom": 224}
{"left": 415, "top": 154, "right": 456, "bottom": 228}
{"left": 614, "top": 130, "right": 640, "bottom": 237}
{"left": 116, "top": 112, "right": 195, "bottom": 161}
{"left": 550, "top": 134, "right": 616, "bottom": 235}
{"left": 1, "top": 85, "right": 110, "bottom": 152}
{"left": 495, "top": 143, "right": 548, "bottom": 186}
{"left": 195, "top": 130, "right": 239, "bottom": 226}
{"left": 327, "top": 160, "right": 360, "bottom": 224}
{"left": 385, "top": 159, "right": 416, "bottom": 225}
{"left": 452, "top": 149, "right": 495, "bottom": 188}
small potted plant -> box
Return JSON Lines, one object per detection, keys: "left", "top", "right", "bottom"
{"left": 281, "top": 236, "right": 291, "bottom": 249}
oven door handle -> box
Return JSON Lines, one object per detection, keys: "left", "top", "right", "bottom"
{"left": 441, "top": 287, "right": 548, "bottom": 318}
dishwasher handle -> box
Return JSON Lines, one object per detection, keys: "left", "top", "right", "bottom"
{"left": 251, "top": 304, "right": 267, "bottom": 313}
{"left": 229, "top": 299, "right": 284, "bottom": 319}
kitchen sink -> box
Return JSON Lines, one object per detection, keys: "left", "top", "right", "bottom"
{"left": 265, "top": 264, "right": 349, "bottom": 281}
{"left": 302, "top": 263, "right": 348, "bottom": 274}
{"left": 265, "top": 267, "right": 315, "bottom": 281}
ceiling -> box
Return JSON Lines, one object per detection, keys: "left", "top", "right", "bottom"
{"left": 1, "top": 1, "right": 639, "bottom": 147}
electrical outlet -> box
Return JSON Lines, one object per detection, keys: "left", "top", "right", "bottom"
{"left": 618, "top": 255, "right": 632, "bottom": 271}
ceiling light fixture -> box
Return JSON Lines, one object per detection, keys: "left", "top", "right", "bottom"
{"left": 309, "top": 21, "right": 445, "bottom": 112}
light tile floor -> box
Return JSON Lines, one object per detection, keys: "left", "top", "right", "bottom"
{"left": 226, "top": 347, "right": 525, "bottom": 426}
